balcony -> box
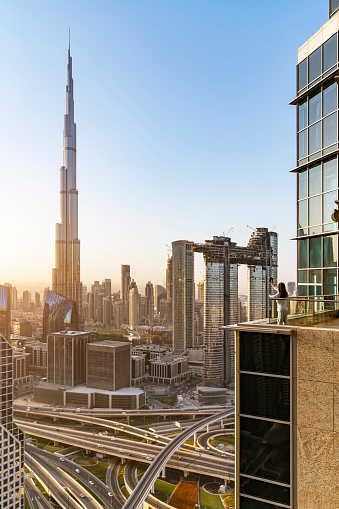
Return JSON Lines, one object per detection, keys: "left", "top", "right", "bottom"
{"left": 269, "top": 295, "right": 339, "bottom": 327}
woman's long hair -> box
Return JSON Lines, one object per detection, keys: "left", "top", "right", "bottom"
{"left": 278, "top": 282, "right": 288, "bottom": 298}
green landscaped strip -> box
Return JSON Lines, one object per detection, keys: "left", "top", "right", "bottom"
{"left": 83, "top": 461, "right": 108, "bottom": 483}
{"left": 210, "top": 436, "right": 235, "bottom": 447}
{"left": 199, "top": 488, "right": 224, "bottom": 509}
{"left": 154, "top": 479, "right": 175, "bottom": 499}
{"left": 121, "top": 486, "right": 130, "bottom": 499}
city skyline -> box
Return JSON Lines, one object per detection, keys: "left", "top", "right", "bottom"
{"left": 1, "top": 1, "right": 327, "bottom": 294}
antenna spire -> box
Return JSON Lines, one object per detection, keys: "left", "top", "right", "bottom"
{"left": 69, "top": 27, "right": 70, "bottom": 51}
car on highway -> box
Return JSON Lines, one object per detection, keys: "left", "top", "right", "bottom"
{"left": 89, "top": 480, "right": 94, "bottom": 485}
{"left": 60, "top": 458, "right": 65, "bottom": 462}
{"left": 108, "top": 492, "right": 113, "bottom": 497}
{"left": 98, "top": 444, "right": 104, "bottom": 448}
{"left": 119, "top": 449, "right": 126, "bottom": 453}
{"left": 27, "top": 407, "right": 31, "bottom": 411}
{"left": 111, "top": 437, "right": 116, "bottom": 441}
{"left": 75, "top": 469, "right": 80, "bottom": 473}
{"left": 222, "top": 454, "right": 227, "bottom": 457}
{"left": 80, "top": 493, "right": 85, "bottom": 498}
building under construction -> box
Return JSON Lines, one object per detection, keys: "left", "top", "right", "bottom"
{"left": 193, "top": 228, "right": 277, "bottom": 387}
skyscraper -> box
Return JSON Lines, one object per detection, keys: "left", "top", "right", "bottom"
{"left": 172, "top": 240, "right": 194, "bottom": 354}
{"left": 52, "top": 40, "right": 82, "bottom": 315}
{"left": 145, "top": 281, "right": 154, "bottom": 322}
{"left": 129, "top": 280, "right": 140, "bottom": 330}
{"left": 294, "top": 4, "right": 339, "bottom": 296}
{"left": 0, "top": 285, "right": 24, "bottom": 508}
{"left": 121, "top": 265, "right": 131, "bottom": 323}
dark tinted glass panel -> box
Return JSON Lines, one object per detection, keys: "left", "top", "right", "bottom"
{"left": 323, "top": 34, "right": 337, "bottom": 70}
{"left": 323, "top": 190, "right": 337, "bottom": 224}
{"left": 240, "top": 498, "right": 288, "bottom": 509}
{"left": 240, "top": 477, "right": 290, "bottom": 505}
{"left": 240, "top": 374, "right": 290, "bottom": 421}
{"left": 309, "top": 121, "right": 322, "bottom": 154}
{"left": 308, "top": 284, "right": 321, "bottom": 296}
{"left": 309, "top": 164, "right": 321, "bottom": 195}
{"left": 298, "top": 238, "right": 308, "bottom": 268}
{"left": 309, "top": 236, "right": 322, "bottom": 268}
{"left": 324, "top": 235, "right": 338, "bottom": 267}
{"left": 323, "top": 157, "right": 337, "bottom": 191}
{"left": 239, "top": 332, "right": 290, "bottom": 376}
{"left": 240, "top": 417, "right": 290, "bottom": 483}
{"left": 298, "top": 130, "right": 307, "bottom": 159}
{"left": 299, "top": 99, "right": 308, "bottom": 130}
{"left": 298, "top": 284, "right": 308, "bottom": 296}
{"left": 330, "top": 1, "right": 339, "bottom": 17}
{"left": 299, "top": 170, "right": 307, "bottom": 199}
{"left": 298, "top": 200, "right": 307, "bottom": 230}
{"left": 323, "top": 82, "right": 337, "bottom": 116}
{"left": 309, "top": 269, "right": 321, "bottom": 283}
{"left": 309, "top": 91, "right": 321, "bottom": 123}
{"left": 323, "top": 268, "right": 337, "bottom": 295}
{"left": 298, "top": 58, "right": 307, "bottom": 90}
{"left": 323, "top": 112, "right": 337, "bottom": 148}
{"left": 309, "top": 47, "right": 321, "bottom": 82}
{"left": 309, "top": 195, "right": 322, "bottom": 226}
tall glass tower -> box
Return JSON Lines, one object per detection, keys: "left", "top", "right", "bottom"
{"left": 52, "top": 40, "right": 82, "bottom": 314}
{"left": 293, "top": 5, "right": 339, "bottom": 297}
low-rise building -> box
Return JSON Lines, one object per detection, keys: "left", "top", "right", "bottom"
{"left": 86, "top": 341, "right": 131, "bottom": 391}
{"left": 131, "top": 354, "right": 146, "bottom": 384}
{"left": 149, "top": 354, "right": 188, "bottom": 384}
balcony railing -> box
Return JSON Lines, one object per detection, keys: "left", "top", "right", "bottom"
{"left": 269, "top": 295, "right": 339, "bottom": 326}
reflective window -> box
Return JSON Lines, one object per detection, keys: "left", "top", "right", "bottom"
{"left": 298, "top": 199, "right": 307, "bottom": 229}
{"left": 323, "top": 158, "right": 337, "bottom": 191}
{"left": 298, "top": 130, "right": 307, "bottom": 159}
{"left": 309, "top": 47, "right": 321, "bottom": 82}
{"left": 298, "top": 58, "right": 307, "bottom": 90}
{"left": 323, "top": 112, "right": 337, "bottom": 148}
{"left": 309, "top": 195, "right": 322, "bottom": 226}
{"left": 240, "top": 417, "right": 290, "bottom": 484}
{"left": 240, "top": 374, "right": 290, "bottom": 421}
{"left": 309, "top": 269, "right": 321, "bottom": 283}
{"left": 298, "top": 270, "right": 308, "bottom": 283}
{"left": 240, "top": 477, "right": 290, "bottom": 506}
{"left": 298, "top": 238, "right": 308, "bottom": 268}
{"left": 298, "top": 284, "right": 308, "bottom": 296}
{"left": 323, "top": 268, "right": 337, "bottom": 295}
{"left": 309, "top": 236, "right": 322, "bottom": 268}
{"left": 299, "top": 99, "right": 308, "bottom": 130}
{"left": 323, "top": 82, "right": 337, "bottom": 116}
{"left": 309, "top": 91, "right": 321, "bottom": 124}
{"left": 309, "top": 164, "right": 321, "bottom": 195}
{"left": 240, "top": 498, "right": 287, "bottom": 509}
{"left": 324, "top": 235, "right": 338, "bottom": 267}
{"left": 323, "top": 190, "right": 337, "bottom": 224}
{"left": 299, "top": 170, "right": 307, "bottom": 199}
{"left": 309, "top": 122, "right": 321, "bottom": 154}
{"left": 239, "top": 332, "right": 290, "bottom": 376}
{"left": 323, "top": 33, "right": 337, "bottom": 70}
{"left": 309, "top": 284, "right": 322, "bottom": 296}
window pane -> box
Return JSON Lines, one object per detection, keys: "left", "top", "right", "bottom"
{"left": 298, "top": 58, "right": 307, "bottom": 90}
{"left": 323, "top": 112, "right": 337, "bottom": 148}
{"left": 309, "top": 269, "right": 321, "bottom": 283}
{"left": 309, "top": 164, "right": 321, "bottom": 195}
{"left": 299, "top": 270, "right": 308, "bottom": 283}
{"left": 309, "top": 236, "right": 322, "bottom": 268}
{"left": 240, "top": 477, "right": 290, "bottom": 506}
{"left": 323, "top": 268, "right": 337, "bottom": 295}
{"left": 323, "top": 82, "right": 337, "bottom": 116}
{"left": 309, "top": 91, "right": 321, "bottom": 123}
{"left": 298, "top": 200, "right": 307, "bottom": 230}
{"left": 309, "top": 121, "right": 322, "bottom": 154}
{"left": 299, "top": 99, "right": 308, "bottom": 130}
{"left": 240, "top": 498, "right": 287, "bottom": 509}
{"left": 298, "top": 130, "right": 307, "bottom": 159}
{"left": 299, "top": 169, "right": 308, "bottom": 199}
{"left": 309, "top": 284, "right": 321, "bottom": 296}
{"left": 323, "top": 190, "right": 337, "bottom": 224}
{"left": 323, "top": 157, "right": 337, "bottom": 191}
{"left": 323, "top": 34, "right": 337, "bottom": 71}
{"left": 324, "top": 235, "right": 338, "bottom": 267}
{"left": 239, "top": 332, "right": 290, "bottom": 376}
{"left": 309, "top": 47, "right": 321, "bottom": 82}
{"left": 309, "top": 195, "right": 322, "bottom": 226}
{"left": 298, "top": 284, "right": 308, "bottom": 296}
{"left": 330, "top": 0, "right": 339, "bottom": 17}
{"left": 240, "top": 417, "right": 290, "bottom": 483}
{"left": 298, "top": 238, "right": 308, "bottom": 268}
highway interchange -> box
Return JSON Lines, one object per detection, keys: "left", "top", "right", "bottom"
{"left": 17, "top": 405, "right": 235, "bottom": 509}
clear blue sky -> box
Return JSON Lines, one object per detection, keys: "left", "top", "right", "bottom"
{"left": 0, "top": 0, "right": 329, "bottom": 295}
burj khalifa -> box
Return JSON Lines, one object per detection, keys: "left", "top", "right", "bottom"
{"left": 52, "top": 40, "right": 82, "bottom": 315}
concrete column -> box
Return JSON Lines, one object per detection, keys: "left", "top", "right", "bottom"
{"left": 221, "top": 419, "right": 224, "bottom": 429}
{"left": 193, "top": 433, "right": 197, "bottom": 446}
{"left": 207, "top": 425, "right": 210, "bottom": 432}
{"left": 183, "top": 470, "right": 189, "bottom": 477}
{"left": 151, "top": 483, "right": 154, "bottom": 493}
{"left": 162, "top": 466, "right": 166, "bottom": 477}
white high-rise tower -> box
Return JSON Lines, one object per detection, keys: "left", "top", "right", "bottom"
{"left": 52, "top": 37, "right": 82, "bottom": 314}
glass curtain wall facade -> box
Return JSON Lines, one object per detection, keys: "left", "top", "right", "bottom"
{"left": 172, "top": 240, "right": 194, "bottom": 355}
{"left": 237, "top": 330, "right": 292, "bottom": 508}
{"left": 294, "top": 21, "right": 339, "bottom": 296}
{"left": 0, "top": 285, "right": 11, "bottom": 340}
{"left": 43, "top": 290, "right": 78, "bottom": 341}
{"left": 0, "top": 333, "right": 24, "bottom": 509}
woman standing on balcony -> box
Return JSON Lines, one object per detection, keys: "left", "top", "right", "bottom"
{"left": 269, "top": 278, "right": 289, "bottom": 325}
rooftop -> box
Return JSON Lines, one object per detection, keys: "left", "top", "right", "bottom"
{"left": 89, "top": 340, "right": 129, "bottom": 348}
